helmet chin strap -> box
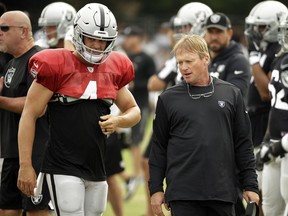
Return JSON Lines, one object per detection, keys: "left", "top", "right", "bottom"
{"left": 83, "top": 52, "right": 103, "bottom": 64}
{"left": 47, "top": 37, "right": 59, "bottom": 47}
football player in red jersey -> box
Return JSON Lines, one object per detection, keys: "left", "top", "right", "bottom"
{"left": 17, "top": 3, "right": 141, "bottom": 216}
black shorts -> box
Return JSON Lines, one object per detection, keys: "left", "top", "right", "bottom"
{"left": 0, "top": 158, "right": 50, "bottom": 210}
{"left": 130, "top": 107, "right": 149, "bottom": 146}
{"left": 105, "top": 133, "right": 125, "bottom": 177}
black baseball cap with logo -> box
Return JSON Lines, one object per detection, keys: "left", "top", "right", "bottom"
{"left": 205, "top": 12, "right": 232, "bottom": 30}
{"left": 122, "top": 25, "right": 144, "bottom": 36}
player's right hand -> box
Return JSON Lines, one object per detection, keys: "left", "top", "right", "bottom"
{"left": 17, "top": 165, "right": 37, "bottom": 197}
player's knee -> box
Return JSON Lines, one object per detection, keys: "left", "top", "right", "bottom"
{"left": 85, "top": 204, "right": 106, "bottom": 216}
{"left": 58, "top": 193, "right": 83, "bottom": 213}
{"left": 94, "top": 209, "right": 105, "bottom": 216}
{"left": 281, "top": 175, "right": 288, "bottom": 202}
{"left": 90, "top": 197, "right": 107, "bottom": 215}
{"left": 59, "top": 200, "right": 82, "bottom": 214}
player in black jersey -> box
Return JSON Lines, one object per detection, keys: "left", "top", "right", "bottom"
{"left": 244, "top": 2, "right": 288, "bottom": 215}
{"left": 149, "top": 35, "right": 259, "bottom": 216}
{"left": 122, "top": 25, "right": 156, "bottom": 186}
{"left": 257, "top": 10, "right": 288, "bottom": 216}
{"left": 245, "top": 1, "right": 287, "bottom": 147}
{"left": 0, "top": 11, "right": 51, "bottom": 216}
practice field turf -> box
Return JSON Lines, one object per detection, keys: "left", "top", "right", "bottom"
{"left": 104, "top": 149, "right": 149, "bottom": 216}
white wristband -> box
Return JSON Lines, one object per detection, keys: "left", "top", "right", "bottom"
{"left": 282, "top": 134, "right": 288, "bottom": 152}
{"left": 249, "top": 52, "right": 260, "bottom": 65}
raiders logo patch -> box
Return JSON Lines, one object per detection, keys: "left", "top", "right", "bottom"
{"left": 217, "top": 64, "right": 225, "bottom": 73}
{"left": 30, "top": 69, "right": 38, "bottom": 78}
{"left": 218, "top": 100, "right": 225, "bottom": 108}
{"left": 210, "top": 14, "right": 221, "bottom": 23}
{"left": 4, "top": 67, "right": 16, "bottom": 88}
{"left": 31, "top": 194, "right": 43, "bottom": 205}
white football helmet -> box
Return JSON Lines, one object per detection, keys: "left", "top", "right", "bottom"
{"left": 245, "top": 0, "right": 288, "bottom": 44}
{"left": 38, "top": 2, "right": 76, "bottom": 47}
{"left": 73, "top": 3, "right": 118, "bottom": 64}
{"left": 173, "top": 2, "right": 213, "bottom": 39}
{"left": 278, "top": 11, "right": 288, "bottom": 53}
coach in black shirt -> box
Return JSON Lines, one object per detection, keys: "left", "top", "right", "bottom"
{"left": 204, "top": 12, "right": 251, "bottom": 97}
{"left": 149, "top": 35, "right": 259, "bottom": 216}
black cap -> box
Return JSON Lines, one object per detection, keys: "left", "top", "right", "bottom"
{"left": 123, "top": 25, "right": 143, "bottom": 36}
{"left": 205, "top": 13, "right": 232, "bottom": 30}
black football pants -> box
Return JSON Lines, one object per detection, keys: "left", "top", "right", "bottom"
{"left": 169, "top": 200, "right": 236, "bottom": 216}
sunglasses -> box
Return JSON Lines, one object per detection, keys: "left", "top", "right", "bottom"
{"left": 0, "top": 25, "right": 23, "bottom": 32}
{"left": 186, "top": 76, "right": 214, "bottom": 99}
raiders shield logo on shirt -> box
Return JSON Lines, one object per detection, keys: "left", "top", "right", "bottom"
{"left": 4, "top": 67, "right": 16, "bottom": 88}
{"left": 218, "top": 100, "right": 225, "bottom": 108}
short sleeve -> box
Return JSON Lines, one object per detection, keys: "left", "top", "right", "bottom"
{"left": 28, "top": 51, "right": 59, "bottom": 92}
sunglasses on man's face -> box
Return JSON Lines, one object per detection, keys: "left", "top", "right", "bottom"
{"left": 0, "top": 25, "right": 23, "bottom": 32}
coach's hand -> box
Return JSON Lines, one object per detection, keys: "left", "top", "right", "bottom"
{"left": 0, "top": 76, "right": 3, "bottom": 93}
{"left": 17, "top": 164, "right": 37, "bottom": 197}
{"left": 151, "top": 191, "right": 169, "bottom": 216}
{"left": 243, "top": 190, "right": 260, "bottom": 205}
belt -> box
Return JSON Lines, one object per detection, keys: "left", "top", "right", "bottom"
{"left": 51, "top": 95, "right": 113, "bottom": 106}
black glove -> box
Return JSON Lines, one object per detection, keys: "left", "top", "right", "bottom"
{"left": 246, "top": 30, "right": 262, "bottom": 52}
{"left": 255, "top": 142, "right": 275, "bottom": 169}
{"left": 255, "top": 149, "right": 264, "bottom": 171}
{"left": 245, "top": 31, "right": 262, "bottom": 65}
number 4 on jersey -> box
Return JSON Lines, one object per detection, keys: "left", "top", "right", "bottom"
{"left": 80, "top": 81, "right": 97, "bottom": 99}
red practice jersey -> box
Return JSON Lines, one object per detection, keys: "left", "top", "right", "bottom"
{"left": 29, "top": 49, "right": 134, "bottom": 100}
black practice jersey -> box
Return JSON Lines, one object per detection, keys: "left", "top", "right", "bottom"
{"left": 0, "top": 46, "right": 49, "bottom": 158}
{"left": 149, "top": 77, "right": 258, "bottom": 203}
{"left": 128, "top": 51, "right": 155, "bottom": 107}
{"left": 209, "top": 40, "right": 251, "bottom": 96}
{"left": 268, "top": 53, "right": 288, "bottom": 140}
{"left": 42, "top": 100, "right": 110, "bottom": 181}
{"left": 247, "top": 42, "right": 280, "bottom": 112}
